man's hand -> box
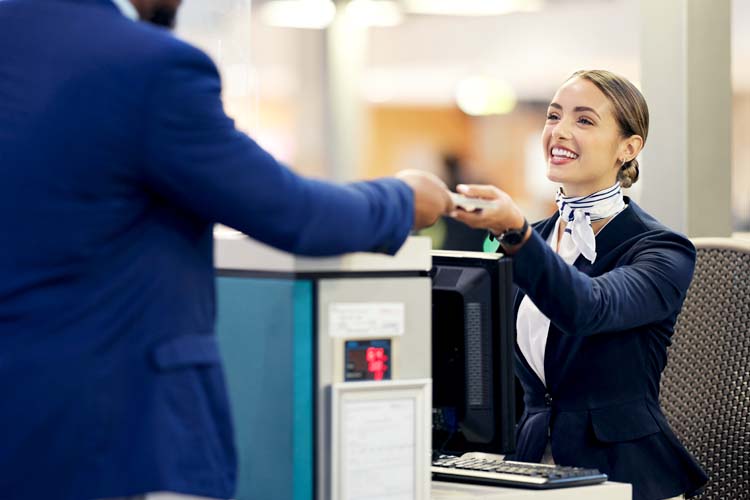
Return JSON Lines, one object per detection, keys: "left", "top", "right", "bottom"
{"left": 395, "top": 169, "right": 453, "bottom": 230}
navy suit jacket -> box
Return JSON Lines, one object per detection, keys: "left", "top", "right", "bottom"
{"left": 509, "top": 199, "right": 708, "bottom": 500}
{"left": 0, "top": 1, "right": 414, "bottom": 499}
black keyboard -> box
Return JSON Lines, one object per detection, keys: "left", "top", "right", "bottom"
{"left": 432, "top": 453, "right": 608, "bottom": 489}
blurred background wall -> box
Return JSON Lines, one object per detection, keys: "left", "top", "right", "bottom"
{"left": 174, "top": 0, "right": 749, "bottom": 248}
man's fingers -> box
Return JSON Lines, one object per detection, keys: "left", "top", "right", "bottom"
{"left": 442, "top": 189, "right": 455, "bottom": 212}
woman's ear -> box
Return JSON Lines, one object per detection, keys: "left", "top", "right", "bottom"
{"left": 620, "top": 135, "right": 644, "bottom": 163}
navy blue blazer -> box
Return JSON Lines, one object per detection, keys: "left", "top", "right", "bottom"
{"left": 0, "top": 1, "right": 414, "bottom": 499}
{"left": 509, "top": 199, "right": 708, "bottom": 500}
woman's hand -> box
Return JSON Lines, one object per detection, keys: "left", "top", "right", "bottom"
{"left": 450, "top": 184, "right": 530, "bottom": 250}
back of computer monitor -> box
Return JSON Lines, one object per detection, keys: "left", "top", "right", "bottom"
{"left": 430, "top": 251, "right": 515, "bottom": 456}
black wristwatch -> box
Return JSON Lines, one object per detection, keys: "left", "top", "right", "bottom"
{"left": 496, "top": 218, "right": 529, "bottom": 247}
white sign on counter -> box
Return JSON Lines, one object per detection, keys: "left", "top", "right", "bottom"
{"left": 329, "top": 302, "right": 405, "bottom": 339}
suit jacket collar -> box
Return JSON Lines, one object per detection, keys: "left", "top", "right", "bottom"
{"left": 109, "top": 0, "right": 138, "bottom": 19}
{"left": 532, "top": 210, "right": 559, "bottom": 242}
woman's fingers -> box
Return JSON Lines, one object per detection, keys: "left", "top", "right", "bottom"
{"left": 456, "top": 183, "right": 502, "bottom": 200}
{"left": 450, "top": 205, "right": 495, "bottom": 229}
{"left": 451, "top": 183, "right": 521, "bottom": 236}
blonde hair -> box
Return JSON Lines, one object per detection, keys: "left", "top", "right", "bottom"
{"left": 569, "top": 70, "right": 649, "bottom": 188}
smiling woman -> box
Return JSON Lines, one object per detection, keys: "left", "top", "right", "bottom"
{"left": 450, "top": 70, "right": 708, "bottom": 500}
{"left": 543, "top": 70, "right": 647, "bottom": 197}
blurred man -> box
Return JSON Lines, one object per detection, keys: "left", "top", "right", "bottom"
{"left": 0, "top": 0, "right": 451, "bottom": 499}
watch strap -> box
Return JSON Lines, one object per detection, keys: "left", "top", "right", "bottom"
{"left": 497, "top": 218, "right": 529, "bottom": 247}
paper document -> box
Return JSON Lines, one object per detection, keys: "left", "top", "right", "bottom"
{"left": 341, "top": 398, "right": 415, "bottom": 500}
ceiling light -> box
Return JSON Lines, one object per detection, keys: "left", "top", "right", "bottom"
{"left": 345, "top": 0, "right": 403, "bottom": 27}
{"left": 404, "top": 0, "right": 542, "bottom": 16}
{"left": 455, "top": 76, "right": 517, "bottom": 116}
{"left": 260, "top": 0, "right": 337, "bottom": 29}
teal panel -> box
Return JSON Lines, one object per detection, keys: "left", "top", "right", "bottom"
{"left": 216, "top": 277, "right": 314, "bottom": 500}
{"left": 293, "top": 281, "right": 313, "bottom": 500}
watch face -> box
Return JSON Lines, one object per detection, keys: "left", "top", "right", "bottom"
{"left": 500, "top": 230, "right": 523, "bottom": 246}
{"left": 499, "top": 219, "right": 528, "bottom": 246}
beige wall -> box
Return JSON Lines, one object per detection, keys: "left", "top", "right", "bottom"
{"left": 733, "top": 93, "right": 750, "bottom": 230}
{"left": 362, "top": 106, "right": 471, "bottom": 180}
{"left": 361, "top": 103, "right": 556, "bottom": 220}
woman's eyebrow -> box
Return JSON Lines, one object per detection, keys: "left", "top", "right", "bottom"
{"left": 573, "top": 106, "right": 601, "bottom": 119}
{"left": 548, "top": 102, "right": 601, "bottom": 119}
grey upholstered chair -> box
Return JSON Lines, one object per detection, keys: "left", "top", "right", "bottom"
{"left": 660, "top": 237, "right": 750, "bottom": 499}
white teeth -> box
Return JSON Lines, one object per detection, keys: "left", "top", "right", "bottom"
{"left": 551, "top": 147, "right": 578, "bottom": 159}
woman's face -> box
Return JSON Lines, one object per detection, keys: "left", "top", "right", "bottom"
{"left": 542, "top": 77, "right": 626, "bottom": 197}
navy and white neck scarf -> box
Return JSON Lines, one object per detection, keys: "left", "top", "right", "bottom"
{"left": 555, "top": 182, "right": 625, "bottom": 263}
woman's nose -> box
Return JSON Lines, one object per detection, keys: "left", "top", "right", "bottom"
{"left": 552, "top": 119, "right": 572, "bottom": 140}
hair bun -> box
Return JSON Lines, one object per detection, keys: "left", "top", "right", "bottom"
{"left": 618, "top": 159, "right": 640, "bottom": 188}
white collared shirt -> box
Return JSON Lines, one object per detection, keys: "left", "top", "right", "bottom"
{"left": 110, "top": 0, "right": 138, "bottom": 20}
{"left": 516, "top": 217, "right": 578, "bottom": 386}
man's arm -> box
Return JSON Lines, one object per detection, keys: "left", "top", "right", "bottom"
{"left": 141, "top": 43, "right": 449, "bottom": 255}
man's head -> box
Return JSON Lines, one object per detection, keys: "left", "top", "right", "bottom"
{"left": 130, "top": 0, "right": 182, "bottom": 29}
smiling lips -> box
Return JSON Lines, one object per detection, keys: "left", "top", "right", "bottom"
{"left": 550, "top": 146, "right": 579, "bottom": 165}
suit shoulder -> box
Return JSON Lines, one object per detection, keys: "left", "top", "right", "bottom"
{"left": 124, "top": 23, "right": 216, "bottom": 70}
{"left": 624, "top": 202, "right": 696, "bottom": 263}
{"left": 629, "top": 201, "right": 693, "bottom": 242}
{"left": 143, "top": 25, "right": 212, "bottom": 60}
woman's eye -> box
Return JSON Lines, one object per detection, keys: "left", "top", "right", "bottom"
{"left": 546, "top": 113, "right": 559, "bottom": 120}
{"left": 578, "top": 117, "right": 594, "bottom": 126}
